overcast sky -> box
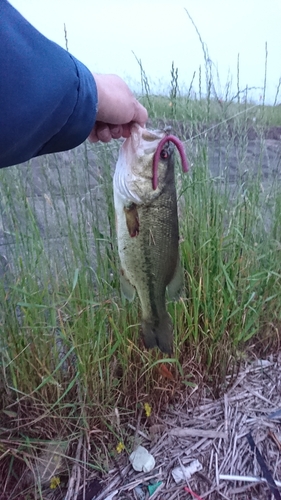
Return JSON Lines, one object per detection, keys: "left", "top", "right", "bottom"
{"left": 10, "top": 0, "right": 281, "bottom": 104}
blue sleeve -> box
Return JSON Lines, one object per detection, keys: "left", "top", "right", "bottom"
{"left": 0, "top": 0, "right": 98, "bottom": 169}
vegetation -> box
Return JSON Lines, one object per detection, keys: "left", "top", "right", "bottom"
{"left": 1, "top": 47, "right": 281, "bottom": 500}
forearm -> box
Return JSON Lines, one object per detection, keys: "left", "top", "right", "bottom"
{"left": 0, "top": 0, "right": 97, "bottom": 168}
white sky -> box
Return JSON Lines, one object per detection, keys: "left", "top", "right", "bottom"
{"left": 10, "top": 0, "right": 281, "bottom": 104}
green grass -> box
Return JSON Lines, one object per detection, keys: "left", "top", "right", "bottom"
{"left": 139, "top": 94, "right": 281, "bottom": 128}
{"left": 1, "top": 73, "right": 281, "bottom": 497}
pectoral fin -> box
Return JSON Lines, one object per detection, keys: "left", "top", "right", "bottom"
{"left": 124, "top": 203, "right": 139, "bottom": 237}
{"left": 167, "top": 259, "right": 184, "bottom": 300}
{"left": 120, "top": 269, "right": 135, "bottom": 301}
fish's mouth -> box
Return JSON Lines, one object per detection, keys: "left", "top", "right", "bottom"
{"left": 120, "top": 124, "right": 165, "bottom": 170}
{"left": 119, "top": 124, "right": 189, "bottom": 190}
{"left": 129, "top": 124, "right": 165, "bottom": 152}
{"left": 142, "top": 128, "right": 165, "bottom": 143}
{"left": 152, "top": 134, "right": 189, "bottom": 189}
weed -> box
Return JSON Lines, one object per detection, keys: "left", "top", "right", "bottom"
{"left": 1, "top": 30, "right": 281, "bottom": 498}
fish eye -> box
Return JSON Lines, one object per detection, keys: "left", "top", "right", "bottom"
{"left": 160, "top": 149, "right": 169, "bottom": 160}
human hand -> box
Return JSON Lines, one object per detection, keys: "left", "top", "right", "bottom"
{"left": 88, "top": 74, "right": 148, "bottom": 143}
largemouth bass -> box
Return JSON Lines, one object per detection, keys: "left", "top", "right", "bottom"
{"left": 113, "top": 125, "right": 187, "bottom": 354}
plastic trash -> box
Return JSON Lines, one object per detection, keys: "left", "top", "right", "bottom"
{"left": 253, "top": 359, "right": 272, "bottom": 368}
{"left": 134, "top": 485, "right": 146, "bottom": 499}
{"left": 148, "top": 481, "right": 162, "bottom": 496}
{"left": 129, "top": 445, "right": 155, "bottom": 472}
{"left": 172, "top": 459, "right": 202, "bottom": 484}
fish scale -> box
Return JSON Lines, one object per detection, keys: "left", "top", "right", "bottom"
{"left": 114, "top": 125, "right": 186, "bottom": 354}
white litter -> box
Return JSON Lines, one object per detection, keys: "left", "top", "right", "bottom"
{"left": 172, "top": 459, "right": 202, "bottom": 484}
{"left": 219, "top": 474, "right": 281, "bottom": 488}
{"left": 252, "top": 359, "right": 272, "bottom": 368}
{"left": 129, "top": 445, "right": 155, "bottom": 472}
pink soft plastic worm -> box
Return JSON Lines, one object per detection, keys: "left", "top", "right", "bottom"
{"left": 184, "top": 486, "right": 204, "bottom": 500}
{"left": 152, "top": 135, "right": 189, "bottom": 190}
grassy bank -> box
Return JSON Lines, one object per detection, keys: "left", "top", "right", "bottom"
{"left": 1, "top": 91, "right": 281, "bottom": 497}
{"left": 141, "top": 93, "right": 281, "bottom": 127}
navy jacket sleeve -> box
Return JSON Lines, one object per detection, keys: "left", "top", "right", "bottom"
{"left": 0, "top": 0, "right": 98, "bottom": 168}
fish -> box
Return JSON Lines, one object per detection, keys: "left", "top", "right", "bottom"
{"left": 113, "top": 124, "right": 188, "bottom": 354}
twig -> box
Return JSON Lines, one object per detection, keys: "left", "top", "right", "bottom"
{"left": 219, "top": 474, "right": 281, "bottom": 488}
{"left": 65, "top": 436, "right": 83, "bottom": 500}
{"left": 170, "top": 428, "right": 227, "bottom": 439}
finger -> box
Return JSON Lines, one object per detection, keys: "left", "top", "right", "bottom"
{"left": 88, "top": 128, "right": 99, "bottom": 142}
{"left": 110, "top": 124, "right": 132, "bottom": 139}
{"left": 89, "top": 122, "right": 136, "bottom": 143}
{"left": 132, "top": 101, "right": 148, "bottom": 127}
{"left": 96, "top": 123, "right": 112, "bottom": 143}
{"left": 121, "top": 124, "right": 131, "bottom": 138}
{"left": 109, "top": 124, "right": 122, "bottom": 139}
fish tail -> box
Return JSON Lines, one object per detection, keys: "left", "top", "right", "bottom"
{"left": 141, "top": 313, "right": 173, "bottom": 355}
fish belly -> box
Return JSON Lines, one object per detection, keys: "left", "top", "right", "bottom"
{"left": 115, "top": 187, "right": 179, "bottom": 353}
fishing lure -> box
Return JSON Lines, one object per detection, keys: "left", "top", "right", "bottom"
{"left": 152, "top": 135, "right": 189, "bottom": 190}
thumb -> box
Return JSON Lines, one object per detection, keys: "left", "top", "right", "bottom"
{"left": 132, "top": 100, "right": 148, "bottom": 127}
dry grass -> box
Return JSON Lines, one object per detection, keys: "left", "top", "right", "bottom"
{"left": 2, "top": 353, "right": 279, "bottom": 499}
{"left": 66, "top": 354, "right": 281, "bottom": 500}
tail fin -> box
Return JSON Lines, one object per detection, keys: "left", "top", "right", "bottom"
{"left": 141, "top": 313, "right": 173, "bottom": 355}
